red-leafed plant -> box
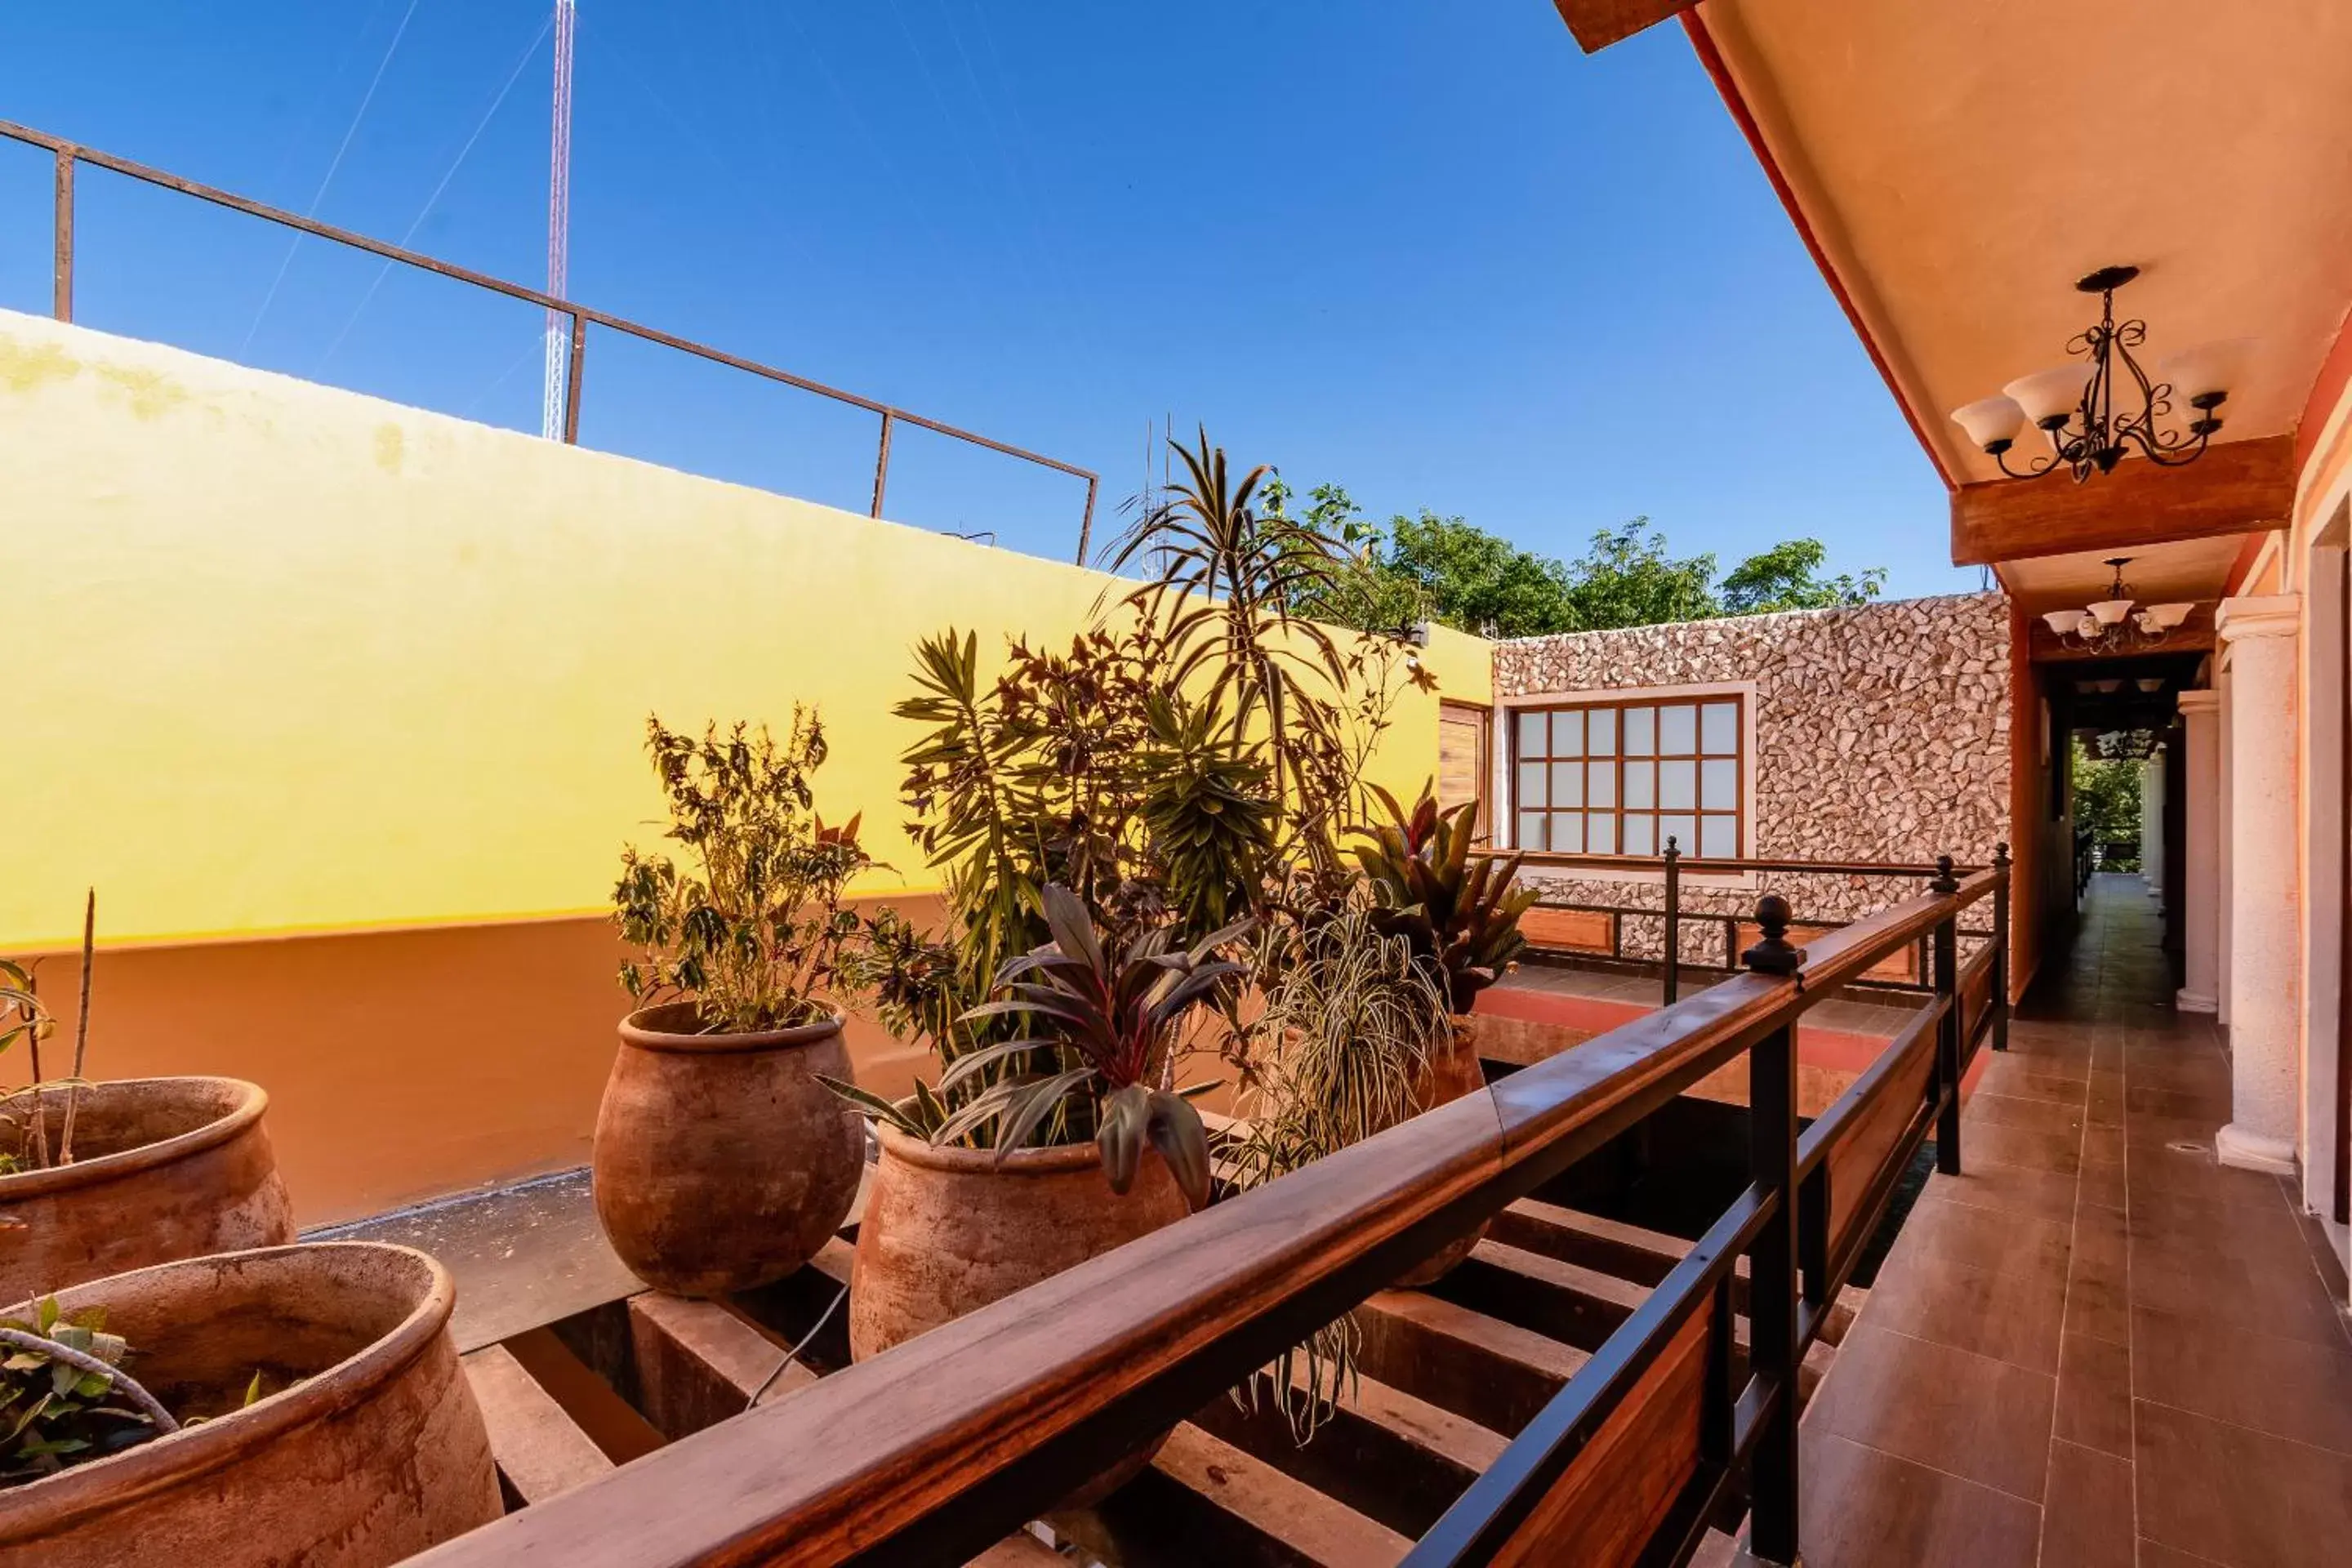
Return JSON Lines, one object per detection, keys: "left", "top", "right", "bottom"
{"left": 1352, "top": 784, "right": 1535, "bottom": 1013}
{"left": 942, "top": 885, "right": 1246, "bottom": 1208}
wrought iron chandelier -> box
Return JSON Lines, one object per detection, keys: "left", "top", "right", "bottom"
{"left": 2040, "top": 557, "right": 2192, "bottom": 651}
{"left": 1950, "top": 266, "right": 2247, "bottom": 483}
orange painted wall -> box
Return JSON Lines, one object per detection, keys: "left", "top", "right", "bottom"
{"left": 8, "top": 899, "right": 942, "bottom": 1227}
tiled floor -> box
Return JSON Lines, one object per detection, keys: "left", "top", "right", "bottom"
{"left": 1789, "top": 875, "right": 2352, "bottom": 1568}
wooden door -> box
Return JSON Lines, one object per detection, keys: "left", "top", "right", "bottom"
{"left": 1438, "top": 702, "right": 1491, "bottom": 842}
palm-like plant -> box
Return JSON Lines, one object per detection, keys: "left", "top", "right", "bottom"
{"left": 1109, "top": 431, "right": 1353, "bottom": 866}
{"left": 1352, "top": 784, "right": 1536, "bottom": 1013}
{"left": 946, "top": 886, "right": 1246, "bottom": 1206}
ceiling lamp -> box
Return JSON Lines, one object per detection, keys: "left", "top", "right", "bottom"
{"left": 2038, "top": 558, "right": 2194, "bottom": 651}
{"left": 1949, "top": 266, "right": 2248, "bottom": 483}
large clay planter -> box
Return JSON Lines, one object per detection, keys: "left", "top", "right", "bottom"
{"left": 1390, "top": 1020, "right": 1490, "bottom": 1288}
{"left": 593, "top": 1002, "right": 864, "bottom": 1297}
{"left": 0, "top": 1242, "right": 501, "bottom": 1566}
{"left": 851, "top": 1121, "right": 1189, "bottom": 1506}
{"left": 0, "top": 1076, "right": 295, "bottom": 1303}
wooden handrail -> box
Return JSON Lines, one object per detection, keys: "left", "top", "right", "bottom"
{"left": 414, "top": 869, "right": 2002, "bottom": 1568}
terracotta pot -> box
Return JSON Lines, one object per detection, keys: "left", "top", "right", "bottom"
{"left": 0, "top": 1242, "right": 501, "bottom": 1566}
{"left": 1390, "top": 1020, "right": 1490, "bottom": 1288}
{"left": 593, "top": 1002, "right": 864, "bottom": 1297}
{"left": 851, "top": 1120, "right": 1189, "bottom": 1506}
{"left": 0, "top": 1077, "right": 296, "bottom": 1303}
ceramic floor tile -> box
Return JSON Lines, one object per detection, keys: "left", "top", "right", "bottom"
{"left": 1806, "top": 1324, "right": 2056, "bottom": 1502}
{"left": 1922, "top": 1158, "right": 2081, "bottom": 1225}
{"left": 1794, "top": 1429, "right": 2042, "bottom": 1568}
{"left": 2038, "top": 1440, "right": 2133, "bottom": 1568}
{"left": 2134, "top": 1400, "right": 2352, "bottom": 1568}
{"left": 1858, "top": 1247, "right": 2068, "bottom": 1372}
{"left": 2131, "top": 1306, "right": 2352, "bottom": 1454}
{"left": 2052, "top": 1330, "right": 2132, "bottom": 1455}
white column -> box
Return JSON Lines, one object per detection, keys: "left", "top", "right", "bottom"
{"left": 2143, "top": 751, "right": 2166, "bottom": 908}
{"left": 2176, "top": 689, "right": 2221, "bottom": 1012}
{"left": 2216, "top": 595, "right": 2302, "bottom": 1176}
{"left": 2218, "top": 662, "right": 2235, "bottom": 1026}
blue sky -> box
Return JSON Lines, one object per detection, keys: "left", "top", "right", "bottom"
{"left": 0, "top": 2, "right": 1974, "bottom": 596}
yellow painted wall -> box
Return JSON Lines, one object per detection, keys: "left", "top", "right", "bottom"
{"left": 3, "top": 310, "right": 1490, "bottom": 951}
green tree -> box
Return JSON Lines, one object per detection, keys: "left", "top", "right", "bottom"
{"left": 1717, "top": 537, "right": 1888, "bottom": 614}
{"left": 2071, "top": 738, "right": 2143, "bottom": 862}
{"left": 1382, "top": 510, "right": 1582, "bottom": 638}
{"left": 1561, "top": 523, "right": 1720, "bottom": 630}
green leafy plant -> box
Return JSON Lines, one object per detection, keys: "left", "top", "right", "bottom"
{"left": 614, "top": 711, "right": 871, "bottom": 1032}
{"left": 4, "top": 893, "right": 99, "bottom": 1175}
{"left": 1352, "top": 784, "right": 1535, "bottom": 1013}
{"left": 0, "top": 1297, "right": 177, "bottom": 1485}
{"left": 1227, "top": 907, "right": 1453, "bottom": 1439}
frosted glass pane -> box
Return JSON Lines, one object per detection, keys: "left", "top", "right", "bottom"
{"left": 1587, "top": 761, "right": 1616, "bottom": 807}
{"left": 1702, "top": 758, "right": 1738, "bottom": 809}
{"left": 1517, "top": 710, "right": 1548, "bottom": 755}
{"left": 1700, "top": 815, "right": 1736, "bottom": 858}
{"left": 1552, "top": 762, "right": 1584, "bottom": 807}
{"left": 1660, "top": 760, "right": 1696, "bottom": 809}
{"left": 1587, "top": 707, "right": 1617, "bottom": 755}
{"left": 1622, "top": 814, "right": 1655, "bottom": 854}
{"left": 1702, "top": 702, "right": 1738, "bottom": 755}
{"left": 1624, "top": 760, "right": 1655, "bottom": 808}
{"left": 1552, "top": 709, "right": 1584, "bottom": 757}
{"left": 1551, "top": 811, "right": 1584, "bottom": 853}
{"left": 1661, "top": 813, "right": 1697, "bottom": 854}
{"left": 1517, "top": 811, "right": 1548, "bottom": 850}
{"left": 1623, "top": 706, "right": 1655, "bottom": 755}
{"left": 1587, "top": 813, "right": 1616, "bottom": 854}
{"left": 1658, "top": 704, "right": 1695, "bottom": 754}
{"left": 1517, "top": 761, "right": 1548, "bottom": 808}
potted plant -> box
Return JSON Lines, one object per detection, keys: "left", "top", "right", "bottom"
{"left": 596, "top": 710, "right": 871, "bottom": 1297}
{"left": 2, "top": 895, "right": 294, "bottom": 1303}
{"left": 1352, "top": 783, "right": 1537, "bottom": 1016}
{"left": 0, "top": 1241, "right": 500, "bottom": 1566}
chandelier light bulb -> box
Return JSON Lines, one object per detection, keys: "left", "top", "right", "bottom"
{"left": 1952, "top": 394, "right": 2027, "bottom": 452}
{"left": 2042, "top": 609, "right": 2082, "bottom": 637}
{"left": 2157, "top": 338, "right": 2253, "bottom": 408}
{"left": 2148, "top": 602, "right": 2194, "bottom": 629}
{"left": 2004, "top": 364, "right": 2093, "bottom": 428}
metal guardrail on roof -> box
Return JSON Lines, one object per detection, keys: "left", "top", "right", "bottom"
{"left": 0, "top": 118, "right": 1102, "bottom": 563}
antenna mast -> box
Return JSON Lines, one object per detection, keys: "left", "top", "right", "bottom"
{"left": 541, "top": 0, "right": 577, "bottom": 439}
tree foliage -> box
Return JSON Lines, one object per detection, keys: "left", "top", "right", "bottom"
{"left": 2071, "top": 739, "right": 2144, "bottom": 849}
{"left": 1717, "top": 537, "right": 1887, "bottom": 614}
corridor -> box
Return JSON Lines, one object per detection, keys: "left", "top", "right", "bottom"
{"left": 1785, "top": 874, "right": 2352, "bottom": 1567}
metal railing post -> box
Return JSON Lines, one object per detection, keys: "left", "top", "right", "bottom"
{"left": 1930, "top": 855, "right": 1962, "bottom": 1176}
{"left": 871, "top": 410, "right": 895, "bottom": 519}
{"left": 1992, "top": 840, "right": 2012, "bottom": 1052}
{"left": 1662, "top": 836, "right": 1682, "bottom": 1004}
{"left": 1740, "top": 894, "right": 1804, "bottom": 1565}
{"left": 562, "top": 311, "right": 586, "bottom": 444}
{"left": 52, "top": 147, "right": 74, "bottom": 323}
{"left": 1075, "top": 474, "right": 1098, "bottom": 565}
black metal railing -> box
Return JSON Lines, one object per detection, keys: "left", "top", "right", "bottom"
{"left": 0, "top": 118, "right": 1102, "bottom": 560}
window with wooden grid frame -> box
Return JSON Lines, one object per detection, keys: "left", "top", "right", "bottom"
{"left": 1510, "top": 694, "right": 1745, "bottom": 858}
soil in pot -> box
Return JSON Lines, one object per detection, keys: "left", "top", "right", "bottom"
{"left": 851, "top": 1120, "right": 1189, "bottom": 1507}
{"left": 1389, "top": 1020, "right": 1491, "bottom": 1289}
{"left": 0, "top": 1077, "right": 296, "bottom": 1303}
{"left": 594, "top": 1002, "right": 865, "bottom": 1297}
{"left": 0, "top": 1241, "right": 501, "bottom": 1567}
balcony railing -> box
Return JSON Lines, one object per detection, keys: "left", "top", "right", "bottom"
{"left": 0, "top": 118, "right": 1102, "bottom": 561}
{"left": 408, "top": 854, "right": 2007, "bottom": 1568}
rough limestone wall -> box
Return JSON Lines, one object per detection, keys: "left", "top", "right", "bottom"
{"left": 1492, "top": 592, "right": 2012, "bottom": 964}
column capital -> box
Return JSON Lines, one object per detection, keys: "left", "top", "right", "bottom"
{"left": 2215, "top": 594, "right": 2300, "bottom": 644}
{"left": 2176, "top": 688, "right": 2221, "bottom": 715}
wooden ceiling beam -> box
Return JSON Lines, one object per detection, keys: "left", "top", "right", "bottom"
{"left": 1552, "top": 0, "right": 1695, "bottom": 53}
{"left": 1950, "top": 434, "right": 2296, "bottom": 567}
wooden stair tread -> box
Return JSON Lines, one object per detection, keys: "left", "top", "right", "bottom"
{"left": 1079, "top": 1423, "right": 1410, "bottom": 1568}
{"left": 626, "top": 1291, "right": 812, "bottom": 1441}
{"left": 964, "top": 1532, "right": 1067, "bottom": 1566}
{"left": 1356, "top": 1288, "right": 1587, "bottom": 1437}
{"left": 461, "top": 1343, "right": 614, "bottom": 1508}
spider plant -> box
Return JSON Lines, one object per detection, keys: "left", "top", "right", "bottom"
{"left": 1352, "top": 784, "right": 1536, "bottom": 1013}
{"left": 1227, "top": 907, "right": 1453, "bottom": 1440}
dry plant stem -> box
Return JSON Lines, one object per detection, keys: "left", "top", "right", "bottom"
{"left": 20, "top": 972, "right": 47, "bottom": 1171}
{"left": 0, "top": 1326, "right": 180, "bottom": 1434}
{"left": 56, "top": 890, "right": 94, "bottom": 1167}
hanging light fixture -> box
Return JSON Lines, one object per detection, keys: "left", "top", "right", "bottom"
{"left": 2038, "top": 558, "right": 2194, "bottom": 651}
{"left": 1949, "top": 266, "right": 2249, "bottom": 483}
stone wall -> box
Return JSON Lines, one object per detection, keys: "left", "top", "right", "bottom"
{"left": 1492, "top": 592, "right": 2013, "bottom": 964}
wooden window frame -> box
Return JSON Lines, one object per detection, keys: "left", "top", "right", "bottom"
{"left": 1508, "top": 693, "right": 1748, "bottom": 861}
{"left": 1438, "top": 697, "right": 1494, "bottom": 843}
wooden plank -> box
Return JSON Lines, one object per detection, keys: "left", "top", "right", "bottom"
{"left": 1520, "top": 906, "right": 1615, "bottom": 956}
{"left": 1490, "top": 1201, "right": 1750, "bottom": 1311}
{"left": 1191, "top": 1365, "right": 1503, "bottom": 1539}
{"left": 964, "top": 1533, "right": 1067, "bottom": 1567}
{"left": 500, "top": 1325, "right": 666, "bottom": 1466}
{"left": 461, "top": 1343, "right": 615, "bottom": 1509}
{"left": 1488, "top": 1302, "right": 1711, "bottom": 1567}
{"left": 1075, "top": 1423, "right": 1411, "bottom": 1568}
{"left": 1551, "top": 0, "right": 1695, "bottom": 54}
{"left": 1949, "top": 432, "right": 2295, "bottom": 566}
{"left": 1428, "top": 1240, "right": 1649, "bottom": 1352}
{"left": 628, "top": 1292, "right": 813, "bottom": 1441}
{"left": 1736, "top": 920, "right": 1914, "bottom": 984}
{"left": 1355, "top": 1290, "right": 1586, "bottom": 1437}
{"left": 1824, "top": 1040, "right": 1936, "bottom": 1256}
